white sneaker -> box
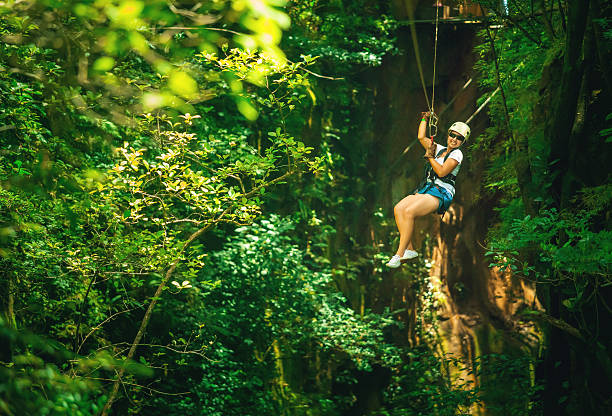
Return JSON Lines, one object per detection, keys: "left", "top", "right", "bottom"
{"left": 401, "top": 249, "right": 418, "bottom": 261}
{"left": 386, "top": 255, "right": 402, "bottom": 268}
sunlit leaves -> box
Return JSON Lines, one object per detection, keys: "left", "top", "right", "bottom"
{"left": 106, "top": 1, "right": 145, "bottom": 29}
{"left": 99, "top": 107, "right": 316, "bottom": 232}
{"left": 171, "top": 280, "right": 193, "bottom": 289}
{"left": 197, "top": 48, "right": 314, "bottom": 120}
{"left": 0, "top": 0, "right": 294, "bottom": 118}
{"left": 167, "top": 70, "right": 198, "bottom": 99}
{"left": 178, "top": 113, "right": 201, "bottom": 125}
{"left": 235, "top": 96, "right": 258, "bottom": 120}
{"left": 92, "top": 56, "right": 116, "bottom": 72}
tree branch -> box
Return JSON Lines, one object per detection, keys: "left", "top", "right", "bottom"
{"left": 100, "top": 170, "right": 294, "bottom": 415}
{"left": 519, "top": 309, "right": 584, "bottom": 341}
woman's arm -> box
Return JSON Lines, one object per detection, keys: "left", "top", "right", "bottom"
{"left": 417, "top": 113, "right": 432, "bottom": 150}
{"left": 427, "top": 155, "right": 459, "bottom": 177}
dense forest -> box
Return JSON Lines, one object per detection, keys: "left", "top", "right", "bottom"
{"left": 1, "top": 0, "right": 611, "bottom": 415}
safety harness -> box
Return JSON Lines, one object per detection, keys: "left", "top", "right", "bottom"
{"left": 419, "top": 146, "right": 458, "bottom": 190}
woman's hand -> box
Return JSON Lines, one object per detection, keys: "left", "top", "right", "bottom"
{"left": 421, "top": 111, "right": 431, "bottom": 120}
{"left": 428, "top": 152, "right": 459, "bottom": 177}
{"left": 423, "top": 140, "right": 436, "bottom": 159}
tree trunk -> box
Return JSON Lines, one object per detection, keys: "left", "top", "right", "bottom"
{"left": 537, "top": 2, "right": 601, "bottom": 415}
{"left": 547, "top": 0, "right": 590, "bottom": 208}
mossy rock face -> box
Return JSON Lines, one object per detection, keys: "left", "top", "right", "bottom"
{"left": 470, "top": 323, "right": 537, "bottom": 416}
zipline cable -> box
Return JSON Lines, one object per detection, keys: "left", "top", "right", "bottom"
{"left": 387, "top": 81, "right": 496, "bottom": 175}
{"left": 466, "top": 86, "right": 500, "bottom": 124}
{"left": 388, "top": 3, "right": 505, "bottom": 175}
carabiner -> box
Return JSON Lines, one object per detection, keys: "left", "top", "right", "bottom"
{"left": 428, "top": 112, "right": 439, "bottom": 138}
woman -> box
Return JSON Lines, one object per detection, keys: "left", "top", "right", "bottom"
{"left": 386, "top": 112, "right": 470, "bottom": 268}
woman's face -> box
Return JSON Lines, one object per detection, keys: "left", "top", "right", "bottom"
{"left": 447, "top": 130, "right": 464, "bottom": 149}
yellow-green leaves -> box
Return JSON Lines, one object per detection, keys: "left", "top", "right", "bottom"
{"left": 73, "top": 3, "right": 100, "bottom": 19}
{"left": 97, "top": 0, "right": 291, "bottom": 112}
{"left": 197, "top": 49, "right": 315, "bottom": 122}
{"left": 16, "top": 0, "right": 296, "bottom": 120}
{"left": 172, "top": 280, "right": 193, "bottom": 290}
{"left": 127, "top": 32, "right": 147, "bottom": 54}
{"left": 99, "top": 108, "right": 317, "bottom": 233}
{"left": 168, "top": 70, "right": 198, "bottom": 100}
{"left": 179, "top": 113, "right": 202, "bottom": 126}
{"left": 106, "top": 1, "right": 145, "bottom": 29}
{"left": 93, "top": 56, "right": 115, "bottom": 72}
{"left": 236, "top": 96, "right": 258, "bottom": 121}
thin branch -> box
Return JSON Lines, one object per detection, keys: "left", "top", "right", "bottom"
{"left": 165, "top": 218, "right": 203, "bottom": 225}
{"left": 298, "top": 65, "right": 344, "bottom": 81}
{"left": 100, "top": 169, "right": 295, "bottom": 415}
{"left": 485, "top": 7, "right": 544, "bottom": 46}
{"left": 485, "top": 27, "right": 513, "bottom": 142}
{"left": 77, "top": 307, "right": 136, "bottom": 354}
{"left": 87, "top": 377, "right": 191, "bottom": 396}
{"left": 161, "top": 26, "right": 243, "bottom": 36}
{"left": 519, "top": 310, "right": 584, "bottom": 341}
{"left": 74, "top": 272, "right": 97, "bottom": 353}
{"left": 97, "top": 342, "right": 211, "bottom": 359}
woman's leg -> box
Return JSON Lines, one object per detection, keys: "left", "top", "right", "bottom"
{"left": 394, "top": 194, "right": 439, "bottom": 256}
{"left": 394, "top": 195, "right": 418, "bottom": 251}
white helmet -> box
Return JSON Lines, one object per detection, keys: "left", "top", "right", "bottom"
{"left": 448, "top": 122, "right": 470, "bottom": 141}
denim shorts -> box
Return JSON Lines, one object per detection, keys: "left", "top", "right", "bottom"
{"left": 416, "top": 183, "right": 453, "bottom": 214}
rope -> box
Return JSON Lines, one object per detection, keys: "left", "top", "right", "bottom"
{"left": 431, "top": 2, "right": 439, "bottom": 117}
{"left": 427, "top": 3, "right": 440, "bottom": 138}
{"left": 406, "top": 2, "right": 432, "bottom": 112}
{"left": 406, "top": 0, "right": 441, "bottom": 138}
{"left": 387, "top": 1, "right": 446, "bottom": 174}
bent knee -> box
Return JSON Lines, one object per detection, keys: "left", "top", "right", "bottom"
{"left": 403, "top": 207, "right": 416, "bottom": 218}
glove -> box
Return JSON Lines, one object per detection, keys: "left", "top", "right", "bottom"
{"left": 423, "top": 139, "right": 437, "bottom": 159}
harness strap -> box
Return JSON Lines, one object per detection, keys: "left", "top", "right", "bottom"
{"left": 424, "top": 147, "right": 458, "bottom": 187}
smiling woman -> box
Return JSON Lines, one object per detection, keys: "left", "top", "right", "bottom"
{"left": 386, "top": 112, "right": 470, "bottom": 268}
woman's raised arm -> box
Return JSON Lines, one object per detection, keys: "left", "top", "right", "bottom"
{"left": 417, "top": 112, "right": 432, "bottom": 150}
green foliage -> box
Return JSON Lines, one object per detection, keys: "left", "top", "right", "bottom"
{"left": 5, "top": 0, "right": 591, "bottom": 414}
{"left": 473, "top": 24, "right": 553, "bottom": 200}
{"left": 0, "top": 317, "right": 157, "bottom": 416}
{"left": 380, "top": 347, "right": 477, "bottom": 416}
{"left": 487, "top": 207, "right": 612, "bottom": 282}
{"left": 0, "top": 1, "right": 412, "bottom": 413}
{"left": 486, "top": 184, "right": 612, "bottom": 320}
{"left": 475, "top": 0, "right": 611, "bottom": 318}
{"left": 474, "top": 2, "right": 612, "bottom": 413}
{"left": 1, "top": 0, "right": 292, "bottom": 117}
{"left": 1, "top": 2, "right": 323, "bottom": 414}
{"left": 133, "top": 215, "right": 404, "bottom": 415}
{"left": 287, "top": 0, "right": 399, "bottom": 67}
{"left": 600, "top": 113, "right": 612, "bottom": 143}
{"left": 473, "top": 353, "right": 542, "bottom": 416}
